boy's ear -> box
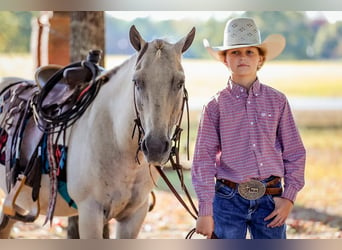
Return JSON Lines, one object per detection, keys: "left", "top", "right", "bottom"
{"left": 257, "top": 55, "right": 265, "bottom": 70}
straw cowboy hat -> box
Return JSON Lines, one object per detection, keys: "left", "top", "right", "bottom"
{"left": 203, "top": 17, "right": 286, "bottom": 63}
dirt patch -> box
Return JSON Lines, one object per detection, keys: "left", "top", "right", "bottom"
{"left": 3, "top": 190, "right": 342, "bottom": 239}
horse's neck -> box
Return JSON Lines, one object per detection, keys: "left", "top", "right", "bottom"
{"left": 97, "top": 55, "right": 136, "bottom": 116}
{"left": 78, "top": 55, "right": 138, "bottom": 147}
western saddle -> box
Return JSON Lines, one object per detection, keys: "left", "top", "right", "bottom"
{"left": 0, "top": 50, "right": 104, "bottom": 228}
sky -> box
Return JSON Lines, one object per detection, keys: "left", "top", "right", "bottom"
{"left": 107, "top": 11, "right": 342, "bottom": 23}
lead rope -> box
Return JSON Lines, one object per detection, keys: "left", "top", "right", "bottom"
{"left": 154, "top": 90, "right": 217, "bottom": 239}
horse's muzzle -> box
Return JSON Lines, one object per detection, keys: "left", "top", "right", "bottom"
{"left": 141, "top": 134, "right": 170, "bottom": 165}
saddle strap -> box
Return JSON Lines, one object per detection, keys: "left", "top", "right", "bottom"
{"left": 44, "top": 132, "right": 58, "bottom": 226}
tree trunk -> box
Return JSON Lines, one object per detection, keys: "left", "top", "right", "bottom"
{"left": 67, "top": 11, "right": 108, "bottom": 239}
{"left": 70, "top": 11, "right": 105, "bottom": 66}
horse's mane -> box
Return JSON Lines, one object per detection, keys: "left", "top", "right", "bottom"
{"left": 101, "top": 57, "right": 132, "bottom": 81}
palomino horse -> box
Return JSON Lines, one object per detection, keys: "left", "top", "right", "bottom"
{"left": 0, "top": 25, "right": 195, "bottom": 238}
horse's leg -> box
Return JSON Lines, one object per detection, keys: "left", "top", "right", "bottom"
{"left": 77, "top": 200, "right": 104, "bottom": 239}
{"left": 0, "top": 166, "right": 15, "bottom": 239}
{"left": 116, "top": 200, "right": 149, "bottom": 239}
{"left": 67, "top": 215, "right": 110, "bottom": 239}
{"left": 0, "top": 217, "right": 15, "bottom": 239}
{"left": 67, "top": 216, "right": 80, "bottom": 239}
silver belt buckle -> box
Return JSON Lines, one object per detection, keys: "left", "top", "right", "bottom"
{"left": 238, "top": 179, "right": 266, "bottom": 200}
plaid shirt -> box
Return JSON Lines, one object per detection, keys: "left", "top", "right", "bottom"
{"left": 191, "top": 78, "right": 306, "bottom": 216}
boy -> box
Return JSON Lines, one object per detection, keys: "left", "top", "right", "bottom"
{"left": 191, "top": 17, "right": 306, "bottom": 239}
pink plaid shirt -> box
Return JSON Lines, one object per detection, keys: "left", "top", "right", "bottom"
{"left": 191, "top": 78, "right": 306, "bottom": 216}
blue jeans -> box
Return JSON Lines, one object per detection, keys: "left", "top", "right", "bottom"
{"left": 213, "top": 178, "right": 286, "bottom": 239}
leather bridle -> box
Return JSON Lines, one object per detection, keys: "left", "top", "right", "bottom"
{"left": 131, "top": 75, "right": 200, "bottom": 238}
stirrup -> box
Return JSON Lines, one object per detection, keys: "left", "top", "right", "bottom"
{"left": 2, "top": 174, "right": 40, "bottom": 222}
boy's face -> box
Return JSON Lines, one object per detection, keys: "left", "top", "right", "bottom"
{"left": 223, "top": 47, "right": 264, "bottom": 78}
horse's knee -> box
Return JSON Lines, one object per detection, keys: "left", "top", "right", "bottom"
{"left": 116, "top": 202, "right": 149, "bottom": 239}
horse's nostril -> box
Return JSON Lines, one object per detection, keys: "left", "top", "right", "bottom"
{"left": 163, "top": 141, "right": 169, "bottom": 154}
{"left": 141, "top": 140, "right": 148, "bottom": 154}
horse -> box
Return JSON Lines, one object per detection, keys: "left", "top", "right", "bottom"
{"left": 0, "top": 25, "right": 196, "bottom": 239}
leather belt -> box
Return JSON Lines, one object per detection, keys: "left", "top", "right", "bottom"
{"left": 217, "top": 177, "right": 282, "bottom": 200}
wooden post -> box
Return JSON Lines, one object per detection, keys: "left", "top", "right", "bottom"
{"left": 48, "top": 11, "right": 71, "bottom": 65}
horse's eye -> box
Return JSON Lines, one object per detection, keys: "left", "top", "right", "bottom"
{"left": 133, "top": 79, "right": 144, "bottom": 89}
{"left": 177, "top": 80, "right": 184, "bottom": 89}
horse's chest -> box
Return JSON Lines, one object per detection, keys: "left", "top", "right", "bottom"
{"left": 99, "top": 167, "right": 154, "bottom": 218}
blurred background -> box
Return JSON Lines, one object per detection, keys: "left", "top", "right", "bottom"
{"left": 0, "top": 11, "right": 341, "bottom": 238}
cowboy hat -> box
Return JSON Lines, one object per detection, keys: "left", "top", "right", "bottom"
{"left": 203, "top": 17, "right": 286, "bottom": 63}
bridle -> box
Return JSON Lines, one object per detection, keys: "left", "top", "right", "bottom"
{"left": 131, "top": 62, "right": 200, "bottom": 238}
{"left": 132, "top": 83, "right": 190, "bottom": 163}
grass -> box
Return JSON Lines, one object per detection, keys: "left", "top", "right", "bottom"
{"left": 181, "top": 59, "right": 342, "bottom": 99}
{"left": 2, "top": 54, "right": 342, "bottom": 97}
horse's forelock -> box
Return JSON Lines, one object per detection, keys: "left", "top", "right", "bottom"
{"left": 136, "top": 43, "right": 149, "bottom": 65}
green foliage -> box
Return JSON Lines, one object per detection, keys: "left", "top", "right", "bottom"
{"left": 0, "top": 11, "right": 36, "bottom": 53}
{"left": 313, "top": 21, "right": 342, "bottom": 59}
{"left": 105, "top": 11, "right": 337, "bottom": 60}
{"left": 1, "top": 11, "right": 342, "bottom": 60}
{"left": 0, "top": 12, "right": 19, "bottom": 52}
{"left": 244, "top": 11, "right": 316, "bottom": 59}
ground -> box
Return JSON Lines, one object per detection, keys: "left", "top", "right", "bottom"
{"left": 3, "top": 190, "right": 341, "bottom": 239}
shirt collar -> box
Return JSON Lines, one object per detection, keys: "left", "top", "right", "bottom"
{"left": 228, "top": 77, "right": 261, "bottom": 98}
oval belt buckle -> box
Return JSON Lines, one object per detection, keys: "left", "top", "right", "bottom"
{"left": 238, "top": 179, "right": 266, "bottom": 200}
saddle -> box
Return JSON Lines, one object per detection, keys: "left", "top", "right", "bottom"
{"left": 0, "top": 50, "right": 104, "bottom": 226}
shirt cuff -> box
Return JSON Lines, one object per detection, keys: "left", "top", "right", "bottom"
{"left": 198, "top": 202, "right": 213, "bottom": 216}
{"left": 281, "top": 185, "right": 298, "bottom": 203}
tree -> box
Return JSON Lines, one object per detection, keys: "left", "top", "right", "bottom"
{"left": 244, "top": 11, "right": 315, "bottom": 60}
{"left": 66, "top": 11, "right": 108, "bottom": 239}
{"left": 70, "top": 11, "right": 105, "bottom": 66}
{"left": 0, "top": 11, "right": 35, "bottom": 53}
{"left": 313, "top": 21, "right": 342, "bottom": 59}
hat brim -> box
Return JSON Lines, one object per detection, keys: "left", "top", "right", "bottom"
{"left": 204, "top": 34, "right": 286, "bottom": 63}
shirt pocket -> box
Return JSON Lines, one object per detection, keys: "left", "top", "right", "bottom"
{"left": 257, "top": 110, "right": 279, "bottom": 135}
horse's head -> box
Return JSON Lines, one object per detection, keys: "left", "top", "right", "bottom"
{"left": 129, "top": 25, "right": 195, "bottom": 165}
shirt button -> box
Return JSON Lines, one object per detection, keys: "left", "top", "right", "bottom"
{"left": 247, "top": 101, "right": 251, "bottom": 104}
{"left": 250, "top": 121, "right": 254, "bottom": 125}
{"left": 259, "top": 163, "right": 263, "bottom": 166}
{"left": 252, "top": 143, "right": 256, "bottom": 147}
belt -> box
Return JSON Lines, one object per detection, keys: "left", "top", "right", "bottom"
{"left": 217, "top": 177, "right": 282, "bottom": 200}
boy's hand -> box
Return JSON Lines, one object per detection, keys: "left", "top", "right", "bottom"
{"left": 264, "top": 197, "right": 293, "bottom": 228}
{"left": 196, "top": 216, "right": 214, "bottom": 238}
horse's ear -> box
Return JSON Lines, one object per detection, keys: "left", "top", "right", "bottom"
{"left": 129, "top": 25, "right": 146, "bottom": 52}
{"left": 175, "top": 27, "right": 196, "bottom": 53}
